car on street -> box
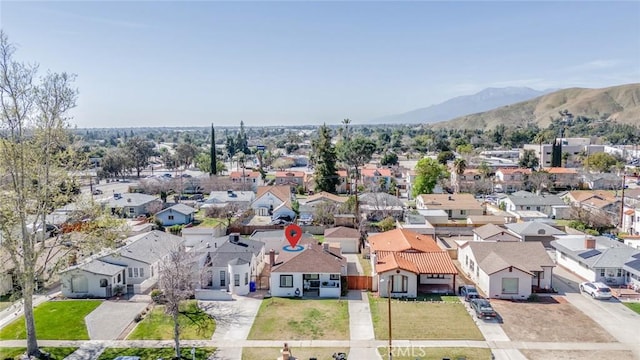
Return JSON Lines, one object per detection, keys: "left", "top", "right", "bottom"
{"left": 459, "top": 284, "right": 480, "bottom": 301}
{"left": 470, "top": 298, "right": 497, "bottom": 319}
{"left": 92, "top": 189, "right": 103, "bottom": 195}
{"left": 579, "top": 281, "right": 613, "bottom": 300}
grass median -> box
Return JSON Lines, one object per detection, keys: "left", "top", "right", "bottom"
{"left": 127, "top": 300, "right": 215, "bottom": 340}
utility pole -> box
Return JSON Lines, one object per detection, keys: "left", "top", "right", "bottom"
{"left": 620, "top": 171, "right": 626, "bottom": 230}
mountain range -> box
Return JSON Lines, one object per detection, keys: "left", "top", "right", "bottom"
{"left": 371, "top": 87, "right": 556, "bottom": 124}
{"left": 432, "top": 83, "right": 640, "bottom": 130}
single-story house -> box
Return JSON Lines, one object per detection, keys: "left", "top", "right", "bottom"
{"left": 324, "top": 226, "right": 361, "bottom": 254}
{"left": 473, "top": 224, "right": 520, "bottom": 242}
{"left": 504, "top": 221, "right": 566, "bottom": 248}
{"left": 59, "top": 258, "right": 126, "bottom": 298}
{"left": 252, "top": 185, "right": 293, "bottom": 217}
{"left": 156, "top": 203, "right": 196, "bottom": 226}
{"left": 201, "top": 190, "right": 255, "bottom": 210}
{"left": 102, "top": 193, "right": 162, "bottom": 219}
{"left": 182, "top": 227, "right": 227, "bottom": 248}
{"left": 398, "top": 213, "right": 436, "bottom": 235}
{"left": 416, "top": 194, "right": 484, "bottom": 220}
{"left": 551, "top": 235, "right": 639, "bottom": 286}
{"left": 623, "top": 253, "right": 640, "bottom": 291}
{"left": 269, "top": 242, "right": 346, "bottom": 298}
{"left": 499, "top": 191, "right": 565, "bottom": 217}
{"left": 458, "top": 241, "right": 555, "bottom": 299}
{"left": 466, "top": 215, "right": 509, "bottom": 226}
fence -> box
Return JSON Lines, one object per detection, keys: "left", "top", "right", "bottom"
{"left": 346, "top": 275, "right": 372, "bottom": 291}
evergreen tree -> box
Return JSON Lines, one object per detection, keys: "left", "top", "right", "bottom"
{"left": 313, "top": 124, "right": 340, "bottom": 194}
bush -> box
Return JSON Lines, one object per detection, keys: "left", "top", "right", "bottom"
{"left": 134, "top": 313, "right": 143, "bottom": 322}
{"left": 527, "top": 293, "right": 539, "bottom": 302}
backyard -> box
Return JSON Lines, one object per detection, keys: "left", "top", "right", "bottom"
{"left": 369, "top": 295, "right": 484, "bottom": 340}
{"left": 248, "top": 298, "right": 349, "bottom": 340}
{"left": 242, "top": 347, "right": 349, "bottom": 360}
{"left": 0, "top": 347, "right": 78, "bottom": 360}
{"left": 0, "top": 300, "right": 101, "bottom": 340}
{"left": 98, "top": 347, "right": 216, "bottom": 360}
{"left": 490, "top": 298, "right": 616, "bottom": 342}
{"left": 127, "top": 301, "right": 215, "bottom": 340}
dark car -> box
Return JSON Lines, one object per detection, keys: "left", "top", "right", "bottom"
{"left": 470, "top": 298, "right": 497, "bottom": 319}
{"left": 459, "top": 284, "right": 480, "bottom": 301}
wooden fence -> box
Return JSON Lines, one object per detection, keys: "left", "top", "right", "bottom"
{"left": 346, "top": 275, "right": 373, "bottom": 291}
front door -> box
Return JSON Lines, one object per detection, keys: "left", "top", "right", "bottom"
{"left": 220, "top": 270, "right": 226, "bottom": 287}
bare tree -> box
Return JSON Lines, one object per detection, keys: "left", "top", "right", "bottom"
{"left": 527, "top": 171, "right": 551, "bottom": 195}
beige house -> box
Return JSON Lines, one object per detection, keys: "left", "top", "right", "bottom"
{"left": 324, "top": 226, "right": 360, "bottom": 253}
{"left": 416, "top": 194, "right": 484, "bottom": 219}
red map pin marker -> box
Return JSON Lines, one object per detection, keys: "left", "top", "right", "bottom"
{"left": 285, "top": 224, "right": 303, "bottom": 248}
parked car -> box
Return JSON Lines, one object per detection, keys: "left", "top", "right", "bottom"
{"left": 459, "top": 284, "right": 480, "bottom": 301}
{"left": 92, "top": 189, "right": 103, "bottom": 195}
{"left": 579, "top": 281, "right": 613, "bottom": 300}
{"left": 470, "top": 298, "right": 497, "bottom": 319}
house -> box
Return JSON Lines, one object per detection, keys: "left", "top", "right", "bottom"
{"left": 545, "top": 167, "right": 580, "bottom": 190}
{"left": 416, "top": 194, "right": 484, "bottom": 220}
{"left": 250, "top": 229, "right": 315, "bottom": 255}
{"left": 562, "top": 190, "right": 621, "bottom": 224}
{"left": 504, "top": 221, "right": 565, "bottom": 247}
{"left": 397, "top": 213, "right": 436, "bottom": 235}
{"left": 181, "top": 227, "right": 226, "bottom": 248}
{"left": 230, "top": 170, "right": 262, "bottom": 191}
{"left": 458, "top": 241, "right": 555, "bottom": 299}
{"left": 359, "top": 192, "right": 405, "bottom": 221}
{"left": 200, "top": 233, "right": 266, "bottom": 296}
{"left": 102, "top": 193, "right": 162, "bottom": 219}
{"left": 473, "top": 224, "right": 520, "bottom": 242}
{"left": 499, "top": 191, "right": 565, "bottom": 217}
{"left": 275, "top": 171, "right": 306, "bottom": 189}
{"left": 324, "top": 226, "right": 361, "bottom": 253}
{"left": 582, "top": 172, "right": 623, "bottom": 190}
{"left": 466, "top": 215, "right": 509, "bottom": 226}
{"left": 60, "top": 231, "right": 184, "bottom": 298}
{"left": 551, "top": 235, "right": 640, "bottom": 286}
{"left": 202, "top": 190, "right": 255, "bottom": 211}
{"left": 360, "top": 168, "right": 393, "bottom": 191}
{"left": 623, "top": 253, "right": 640, "bottom": 291}
{"left": 299, "top": 191, "right": 348, "bottom": 220}
{"left": 252, "top": 185, "right": 295, "bottom": 219}
{"left": 494, "top": 168, "right": 532, "bottom": 193}
{"left": 336, "top": 170, "right": 350, "bottom": 194}
{"left": 269, "top": 241, "right": 346, "bottom": 298}
{"left": 451, "top": 168, "right": 482, "bottom": 193}
{"left": 155, "top": 203, "right": 196, "bottom": 226}
{"left": 368, "top": 229, "right": 458, "bottom": 297}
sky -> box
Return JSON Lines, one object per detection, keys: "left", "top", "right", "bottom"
{"left": 1, "top": 1, "right": 639, "bottom": 128}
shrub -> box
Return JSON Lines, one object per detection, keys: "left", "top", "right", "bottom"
{"left": 527, "top": 293, "right": 540, "bottom": 302}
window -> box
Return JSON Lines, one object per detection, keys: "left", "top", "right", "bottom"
{"left": 128, "top": 268, "right": 133, "bottom": 277}
{"left": 280, "top": 275, "right": 293, "bottom": 288}
{"left": 600, "top": 269, "right": 606, "bottom": 277}
{"left": 133, "top": 268, "right": 139, "bottom": 277}
{"left": 392, "top": 275, "right": 408, "bottom": 293}
{"left": 99, "top": 279, "right": 108, "bottom": 287}
{"left": 245, "top": 273, "right": 249, "bottom": 285}
{"left": 139, "top": 268, "right": 144, "bottom": 277}
{"left": 617, "top": 269, "right": 623, "bottom": 277}
{"left": 427, "top": 274, "right": 445, "bottom": 279}
{"left": 330, "top": 274, "right": 340, "bottom": 280}
{"left": 117, "top": 273, "right": 121, "bottom": 283}
{"left": 128, "top": 207, "right": 135, "bottom": 214}
{"left": 460, "top": 210, "right": 466, "bottom": 215}
{"left": 303, "top": 274, "right": 319, "bottom": 280}
{"left": 220, "top": 271, "right": 226, "bottom": 287}
{"left": 234, "top": 274, "right": 240, "bottom": 286}
{"left": 469, "top": 260, "right": 475, "bottom": 272}
{"left": 526, "top": 206, "right": 531, "bottom": 210}
{"left": 465, "top": 256, "right": 468, "bottom": 266}
{"left": 168, "top": 215, "right": 174, "bottom": 220}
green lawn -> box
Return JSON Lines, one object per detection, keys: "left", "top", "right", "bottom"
{"left": 377, "top": 347, "right": 492, "bottom": 360}
{"left": 0, "top": 347, "right": 78, "bottom": 360}
{"left": 98, "top": 347, "right": 216, "bottom": 360}
{"left": 248, "top": 298, "right": 349, "bottom": 340}
{"left": 243, "top": 347, "right": 349, "bottom": 360}
{"left": 0, "top": 300, "right": 101, "bottom": 340}
{"left": 369, "top": 295, "right": 483, "bottom": 340}
{"left": 195, "top": 217, "right": 228, "bottom": 227}
{"left": 623, "top": 302, "right": 640, "bottom": 315}
{"left": 358, "top": 255, "right": 372, "bottom": 275}
{"left": 127, "top": 301, "right": 215, "bottom": 340}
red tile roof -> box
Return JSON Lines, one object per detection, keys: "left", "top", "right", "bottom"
{"left": 361, "top": 168, "right": 392, "bottom": 177}
{"left": 375, "top": 251, "right": 458, "bottom": 275}
{"left": 544, "top": 167, "right": 578, "bottom": 174}
{"left": 497, "top": 168, "right": 532, "bottom": 175}
{"left": 337, "top": 170, "right": 348, "bottom": 177}
{"left": 368, "top": 229, "right": 441, "bottom": 253}
{"left": 276, "top": 171, "right": 306, "bottom": 178}
{"left": 230, "top": 171, "right": 260, "bottom": 179}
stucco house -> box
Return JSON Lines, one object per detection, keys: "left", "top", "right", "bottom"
{"left": 494, "top": 168, "right": 532, "bottom": 193}
{"left": 155, "top": 203, "right": 196, "bottom": 226}
{"left": 324, "top": 226, "right": 361, "bottom": 254}
{"left": 551, "top": 235, "right": 639, "bottom": 286}
{"left": 369, "top": 229, "right": 458, "bottom": 297}
{"left": 269, "top": 241, "right": 346, "bottom": 298}
{"left": 416, "top": 194, "right": 484, "bottom": 220}
{"left": 473, "top": 224, "right": 520, "bottom": 242}
{"left": 229, "top": 171, "right": 262, "bottom": 191}
{"left": 499, "top": 191, "right": 565, "bottom": 217}
{"left": 275, "top": 171, "right": 306, "bottom": 188}
{"left": 102, "top": 193, "right": 162, "bottom": 219}
{"left": 504, "top": 221, "right": 566, "bottom": 248}
{"left": 201, "top": 190, "right": 255, "bottom": 210}
{"left": 252, "top": 185, "right": 294, "bottom": 217}
{"left": 458, "top": 241, "right": 555, "bottom": 299}
{"left": 361, "top": 168, "right": 393, "bottom": 191}
{"left": 60, "top": 231, "right": 184, "bottom": 298}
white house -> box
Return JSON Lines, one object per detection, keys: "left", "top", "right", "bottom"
{"left": 60, "top": 258, "right": 126, "bottom": 298}
{"left": 269, "top": 242, "right": 346, "bottom": 298}
{"left": 551, "top": 235, "right": 640, "bottom": 285}
{"left": 323, "top": 226, "right": 360, "bottom": 254}
{"left": 472, "top": 224, "right": 520, "bottom": 242}
{"left": 499, "top": 191, "right": 565, "bottom": 217}
{"left": 102, "top": 193, "right": 162, "bottom": 218}
{"left": 252, "top": 185, "right": 293, "bottom": 217}
{"left": 458, "top": 241, "right": 555, "bottom": 299}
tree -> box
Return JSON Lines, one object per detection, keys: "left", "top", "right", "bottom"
{"left": 101, "top": 147, "right": 128, "bottom": 180}
{"left": 585, "top": 152, "right": 619, "bottom": 173}
{"left": 312, "top": 124, "right": 340, "bottom": 194}
{"left": 175, "top": 142, "right": 199, "bottom": 170}
{"left": 519, "top": 149, "right": 539, "bottom": 170}
{"left": 527, "top": 171, "right": 551, "bottom": 195}
{"left": 478, "top": 161, "right": 492, "bottom": 179}
{"left": 337, "top": 136, "right": 376, "bottom": 216}
{"left": 195, "top": 152, "right": 226, "bottom": 175}
{"left": 453, "top": 158, "right": 467, "bottom": 193}
{"left": 125, "top": 137, "right": 155, "bottom": 177}
{"left": 412, "top": 157, "right": 448, "bottom": 197}
{"left": 0, "top": 32, "right": 125, "bottom": 357}
{"left": 436, "top": 151, "right": 455, "bottom": 165}
{"left": 380, "top": 152, "right": 398, "bottom": 166}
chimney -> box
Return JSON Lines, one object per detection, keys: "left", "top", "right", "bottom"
{"left": 585, "top": 236, "right": 596, "bottom": 249}
{"left": 269, "top": 249, "right": 275, "bottom": 267}
{"left": 229, "top": 233, "right": 240, "bottom": 243}
{"left": 322, "top": 242, "right": 329, "bottom": 252}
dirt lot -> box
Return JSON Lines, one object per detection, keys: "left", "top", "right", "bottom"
{"left": 491, "top": 297, "right": 616, "bottom": 342}
{"left": 520, "top": 350, "right": 636, "bottom": 360}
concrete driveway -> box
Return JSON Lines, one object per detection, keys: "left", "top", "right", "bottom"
{"left": 85, "top": 301, "right": 149, "bottom": 340}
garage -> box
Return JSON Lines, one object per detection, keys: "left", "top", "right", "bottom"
{"left": 324, "top": 226, "right": 361, "bottom": 254}
{"left": 502, "top": 277, "right": 519, "bottom": 295}
{"left": 71, "top": 275, "right": 88, "bottom": 293}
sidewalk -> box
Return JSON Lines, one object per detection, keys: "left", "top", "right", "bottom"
{"left": 346, "top": 290, "right": 379, "bottom": 360}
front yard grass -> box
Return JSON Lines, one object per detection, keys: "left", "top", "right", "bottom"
{"left": 127, "top": 301, "right": 215, "bottom": 340}
{"left": 377, "top": 347, "right": 492, "bottom": 360}
{"left": 242, "top": 347, "right": 349, "bottom": 360}
{"left": 520, "top": 350, "right": 636, "bottom": 360}
{"left": 0, "top": 347, "right": 78, "bottom": 360}
{"left": 623, "top": 302, "right": 640, "bottom": 315}
{"left": 248, "top": 298, "right": 349, "bottom": 340}
{"left": 0, "top": 300, "right": 101, "bottom": 340}
{"left": 358, "top": 254, "right": 372, "bottom": 275}
{"left": 369, "top": 295, "right": 483, "bottom": 340}
{"left": 98, "top": 347, "right": 216, "bottom": 360}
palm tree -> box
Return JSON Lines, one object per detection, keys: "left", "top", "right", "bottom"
{"left": 341, "top": 118, "right": 351, "bottom": 141}
{"left": 453, "top": 158, "right": 467, "bottom": 193}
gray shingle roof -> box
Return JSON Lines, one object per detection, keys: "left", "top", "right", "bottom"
{"left": 157, "top": 203, "right": 196, "bottom": 216}
{"left": 209, "top": 238, "right": 265, "bottom": 267}
{"left": 117, "top": 230, "right": 184, "bottom": 264}
{"left": 551, "top": 235, "right": 639, "bottom": 269}
{"left": 72, "top": 259, "right": 125, "bottom": 276}
{"left": 505, "top": 222, "right": 565, "bottom": 237}
{"left": 104, "top": 193, "right": 160, "bottom": 208}
{"left": 506, "top": 193, "right": 565, "bottom": 207}
{"left": 464, "top": 241, "right": 555, "bottom": 275}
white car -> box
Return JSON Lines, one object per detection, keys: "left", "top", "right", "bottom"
{"left": 579, "top": 281, "right": 612, "bottom": 300}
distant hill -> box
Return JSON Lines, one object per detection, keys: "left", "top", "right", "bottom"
{"left": 370, "top": 87, "right": 554, "bottom": 124}
{"left": 432, "top": 83, "right": 640, "bottom": 130}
